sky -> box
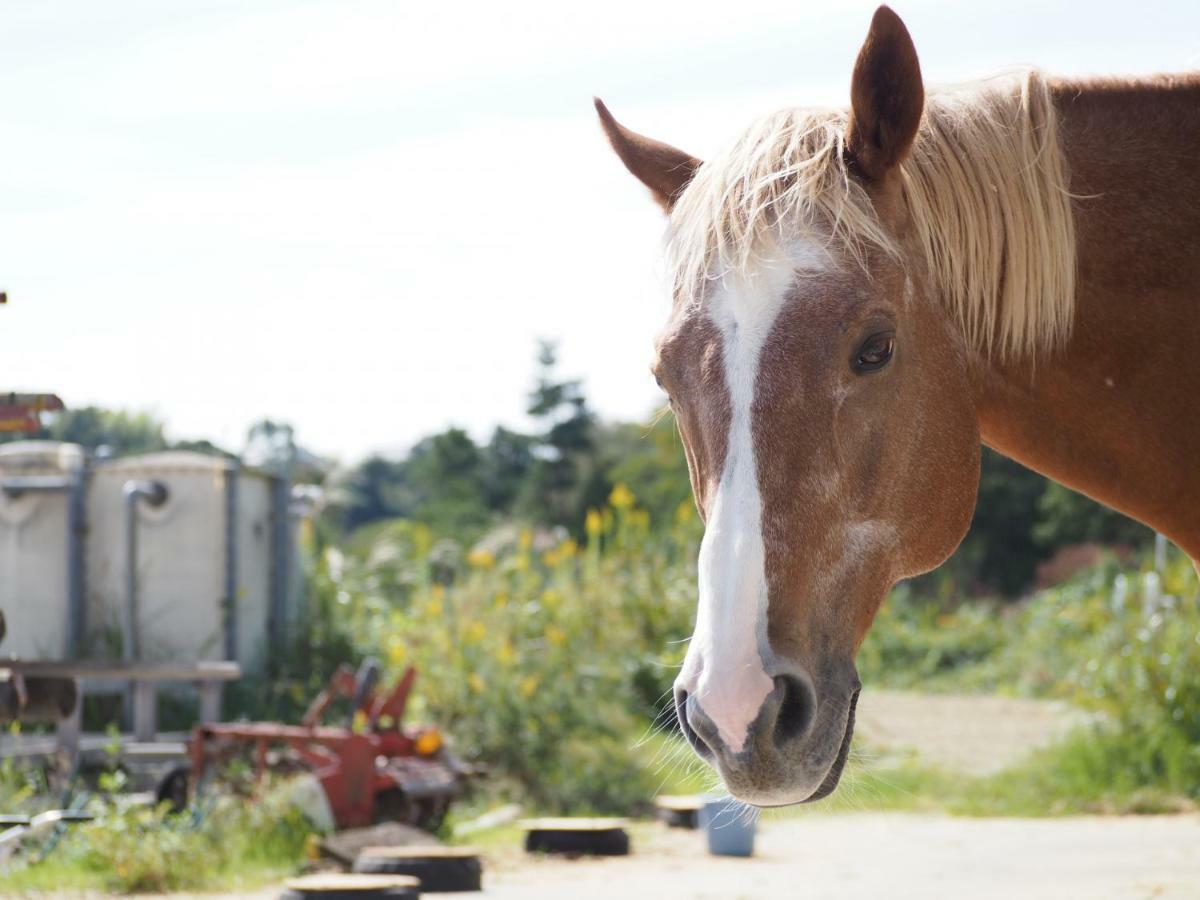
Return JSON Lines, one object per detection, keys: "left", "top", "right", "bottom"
{"left": 2, "top": 0, "right": 1198, "bottom": 462}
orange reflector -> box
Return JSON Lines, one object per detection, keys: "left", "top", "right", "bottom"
{"left": 415, "top": 728, "right": 443, "bottom": 756}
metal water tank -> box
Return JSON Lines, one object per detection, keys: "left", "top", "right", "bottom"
{"left": 0, "top": 442, "right": 85, "bottom": 658}
{"left": 86, "top": 451, "right": 276, "bottom": 672}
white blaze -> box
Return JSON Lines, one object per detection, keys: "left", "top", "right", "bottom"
{"left": 679, "top": 240, "right": 830, "bottom": 753}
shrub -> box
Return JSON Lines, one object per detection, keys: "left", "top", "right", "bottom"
{"left": 323, "top": 489, "right": 701, "bottom": 813}
{"left": 5, "top": 778, "right": 314, "bottom": 894}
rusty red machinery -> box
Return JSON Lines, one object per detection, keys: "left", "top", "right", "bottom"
{"left": 190, "top": 660, "right": 473, "bottom": 830}
{"left": 0, "top": 392, "right": 63, "bottom": 434}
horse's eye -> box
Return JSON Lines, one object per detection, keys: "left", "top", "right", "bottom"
{"left": 853, "top": 332, "right": 895, "bottom": 373}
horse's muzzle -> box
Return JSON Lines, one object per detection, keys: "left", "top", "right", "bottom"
{"left": 675, "top": 671, "right": 861, "bottom": 806}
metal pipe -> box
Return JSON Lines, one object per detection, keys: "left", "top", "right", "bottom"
{"left": 268, "top": 474, "right": 291, "bottom": 669}
{"left": 66, "top": 459, "right": 89, "bottom": 658}
{"left": 122, "top": 480, "right": 168, "bottom": 664}
{"left": 222, "top": 461, "right": 239, "bottom": 663}
{"left": 122, "top": 479, "right": 167, "bottom": 732}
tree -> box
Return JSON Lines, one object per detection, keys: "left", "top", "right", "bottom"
{"left": 336, "top": 455, "right": 409, "bottom": 532}
{"left": 402, "top": 428, "right": 490, "bottom": 536}
{"left": 481, "top": 426, "right": 535, "bottom": 512}
{"left": 0, "top": 406, "right": 168, "bottom": 456}
{"left": 602, "top": 414, "right": 694, "bottom": 527}
{"left": 516, "top": 341, "right": 597, "bottom": 529}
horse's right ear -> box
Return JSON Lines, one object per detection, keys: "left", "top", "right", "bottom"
{"left": 594, "top": 98, "right": 701, "bottom": 213}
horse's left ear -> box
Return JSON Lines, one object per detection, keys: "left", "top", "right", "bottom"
{"left": 594, "top": 98, "right": 701, "bottom": 212}
{"left": 845, "top": 5, "right": 924, "bottom": 182}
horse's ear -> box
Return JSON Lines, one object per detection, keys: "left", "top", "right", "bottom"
{"left": 594, "top": 98, "right": 701, "bottom": 212}
{"left": 845, "top": 5, "right": 924, "bottom": 182}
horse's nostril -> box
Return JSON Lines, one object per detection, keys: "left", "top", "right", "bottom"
{"left": 674, "top": 687, "right": 714, "bottom": 760}
{"left": 772, "top": 673, "right": 816, "bottom": 747}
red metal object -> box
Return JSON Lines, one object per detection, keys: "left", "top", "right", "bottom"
{"left": 189, "top": 662, "right": 467, "bottom": 830}
{"left": 0, "top": 393, "right": 64, "bottom": 433}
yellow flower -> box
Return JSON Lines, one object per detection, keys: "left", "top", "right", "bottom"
{"left": 518, "top": 528, "right": 534, "bottom": 551}
{"left": 585, "top": 509, "right": 602, "bottom": 536}
{"left": 467, "top": 548, "right": 496, "bottom": 569}
{"left": 387, "top": 640, "right": 407, "bottom": 666}
{"left": 519, "top": 675, "right": 539, "bottom": 698}
{"left": 351, "top": 710, "right": 368, "bottom": 733}
{"left": 542, "top": 548, "right": 559, "bottom": 567}
{"left": 464, "top": 621, "right": 486, "bottom": 644}
{"left": 497, "top": 641, "right": 516, "bottom": 666}
{"left": 546, "top": 625, "right": 566, "bottom": 646}
{"left": 675, "top": 500, "right": 696, "bottom": 526}
{"left": 609, "top": 482, "right": 635, "bottom": 509}
{"left": 305, "top": 833, "right": 322, "bottom": 862}
{"left": 558, "top": 538, "right": 578, "bottom": 559}
{"left": 541, "top": 589, "right": 562, "bottom": 610}
{"left": 493, "top": 592, "right": 509, "bottom": 610}
{"left": 468, "top": 673, "right": 485, "bottom": 693}
{"left": 424, "top": 599, "right": 444, "bottom": 618}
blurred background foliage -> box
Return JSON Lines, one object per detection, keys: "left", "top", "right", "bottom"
{"left": 4, "top": 341, "right": 1191, "bottom": 821}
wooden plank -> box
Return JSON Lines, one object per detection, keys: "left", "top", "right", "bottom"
{"left": 284, "top": 873, "right": 420, "bottom": 890}
{"left": 359, "top": 846, "right": 481, "bottom": 859}
{"left": 0, "top": 660, "right": 241, "bottom": 682}
{"left": 519, "top": 817, "right": 629, "bottom": 831}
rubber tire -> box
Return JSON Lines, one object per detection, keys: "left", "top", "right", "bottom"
{"left": 156, "top": 767, "right": 190, "bottom": 813}
{"left": 353, "top": 854, "right": 482, "bottom": 892}
{"left": 524, "top": 827, "right": 630, "bottom": 856}
{"left": 279, "top": 888, "right": 418, "bottom": 900}
{"left": 659, "top": 808, "right": 699, "bottom": 829}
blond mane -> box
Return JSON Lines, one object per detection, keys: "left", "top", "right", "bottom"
{"left": 667, "top": 71, "right": 1076, "bottom": 358}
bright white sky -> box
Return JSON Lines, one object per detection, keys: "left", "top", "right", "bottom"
{"left": 2, "top": 1, "right": 1198, "bottom": 462}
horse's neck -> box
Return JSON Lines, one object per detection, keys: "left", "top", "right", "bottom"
{"left": 972, "top": 75, "right": 1200, "bottom": 558}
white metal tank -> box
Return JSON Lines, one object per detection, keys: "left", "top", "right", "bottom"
{"left": 86, "top": 451, "right": 276, "bottom": 673}
{"left": 0, "top": 442, "right": 86, "bottom": 659}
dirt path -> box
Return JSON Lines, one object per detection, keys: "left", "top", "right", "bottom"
{"left": 854, "top": 688, "right": 1090, "bottom": 774}
{"left": 83, "top": 692, "right": 1193, "bottom": 900}
{"left": 141, "top": 813, "right": 1200, "bottom": 900}
{"left": 475, "top": 813, "right": 1200, "bottom": 900}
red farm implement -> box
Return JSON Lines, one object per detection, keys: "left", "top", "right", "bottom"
{"left": 189, "top": 660, "right": 472, "bottom": 830}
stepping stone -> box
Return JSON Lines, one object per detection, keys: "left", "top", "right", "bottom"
{"left": 279, "top": 873, "right": 420, "bottom": 900}
{"left": 520, "top": 817, "right": 631, "bottom": 856}
{"left": 353, "top": 845, "right": 483, "bottom": 892}
{"left": 654, "top": 794, "right": 704, "bottom": 829}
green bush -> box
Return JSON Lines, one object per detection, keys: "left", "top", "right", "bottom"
{"left": 322, "top": 489, "right": 701, "bottom": 814}
{"left": 863, "top": 552, "right": 1200, "bottom": 811}
{"left": 5, "top": 779, "right": 314, "bottom": 894}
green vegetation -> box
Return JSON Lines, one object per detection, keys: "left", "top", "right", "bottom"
{"left": 311, "top": 477, "right": 1200, "bottom": 819}
{"left": 5, "top": 344, "right": 1196, "bottom": 894}
{"left": 319, "top": 492, "right": 701, "bottom": 814}
{"left": 1, "top": 777, "right": 313, "bottom": 894}
{"left": 860, "top": 552, "right": 1200, "bottom": 815}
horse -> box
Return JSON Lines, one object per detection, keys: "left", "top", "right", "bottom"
{"left": 594, "top": 5, "right": 1200, "bottom": 806}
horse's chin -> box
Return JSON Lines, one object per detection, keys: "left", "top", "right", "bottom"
{"left": 797, "top": 686, "right": 858, "bottom": 803}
